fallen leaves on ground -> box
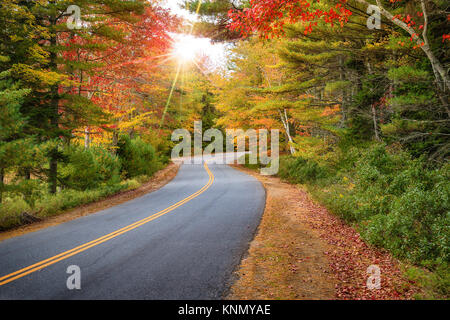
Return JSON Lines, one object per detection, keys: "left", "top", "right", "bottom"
{"left": 229, "top": 166, "right": 421, "bottom": 300}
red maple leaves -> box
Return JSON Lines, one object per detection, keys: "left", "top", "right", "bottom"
{"left": 59, "top": 4, "right": 178, "bottom": 138}
{"left": 295, "top": 189, "right": 420, "bottom": 300}
{"left": 228, "top": 0, "right": 352, "bottom": 38}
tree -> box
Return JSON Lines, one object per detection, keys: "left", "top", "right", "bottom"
{"left": 183, "top": 0, "right": 243, "bottom": 41}
{"left": 5, "top": 0, "right": 175, "bottom": 193}
{"left": 214, "top": 39, "right": 298, "bottom": 154}
{"left": 228, "top": 0, "right": 449, "bottom": 90}
{"left": 0, "top": 74, "right": 31, "bottom": 203}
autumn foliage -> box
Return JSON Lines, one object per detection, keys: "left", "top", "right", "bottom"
{"left": 228, "top": 0, "right": 352, "bottom": 37}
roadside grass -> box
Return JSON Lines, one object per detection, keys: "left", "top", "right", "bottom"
{"left": 402, "top": 265, "right": 450, "bottom": 300}
{"left": 0, "top": 176, "right": 148, "bottom": 231}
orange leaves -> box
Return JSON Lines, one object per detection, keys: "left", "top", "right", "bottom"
{"left": 63, "top": 3, "right": 178, "bottom": 142}
{"left": 321, "top": 105, "right": 340, "bottom": 117}
{"left": 413, "top": 42, "right": 425, "bottom": 50}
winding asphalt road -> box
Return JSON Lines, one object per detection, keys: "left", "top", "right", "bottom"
{"left": 0, "top": 156, "right": 265, "bottom": 299}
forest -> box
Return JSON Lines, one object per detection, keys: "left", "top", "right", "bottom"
{"left": 0, "top": 0, "right": 448, "bottom": 298}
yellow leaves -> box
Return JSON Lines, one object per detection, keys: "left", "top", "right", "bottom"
{"left": 9, "top": 35, "right": 23, "bottom": 42}
{"left": 292, "top": 136, "right": 337, "bottom": 163}
{"left": 342, "top": 177, "right": 355, "bottom": 190}
{"left": 11, "top": 64, "right": 69, "bottom": 87}
{"left": 0, "top": 55, "right": 10, "bottom": 63}
{"left": 27, "top": 44, "right": 49, "bottom": 65}
{"left": 321, "top": 105, "right": 340, "bottom": 117}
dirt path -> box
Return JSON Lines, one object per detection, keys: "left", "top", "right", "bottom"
{"left": 0, "top": 162, "right": 180, "bottom": 242}
{"left": 228, "top": 166, "right": 420, "bottom": 300}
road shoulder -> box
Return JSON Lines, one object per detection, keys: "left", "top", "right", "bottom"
{"left": 227, "top": 165, "right": 421, "bottom": 300}
{"left": 227, "top": 166, "right": 336, "bottom": 300}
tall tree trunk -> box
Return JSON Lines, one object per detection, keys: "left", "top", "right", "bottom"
{"left": 84, "top": 127, "right": 90, "bottom": 149}
{"left": 0, "top": 167, "right": 4, "bottom": 204}
{"left": 372, "top": 104, "right": 381, "bottom": 141}
{"left": 24, "top": 168, "right": 31, "bottom": 180}
{"left": 48, "top": 143, "right": 58, "bottom": 194}
{"left": 81, "top": 74, "right": 95, "bottom": 149}
{"left": 339, "top": 56, "right": 348, "bottom": 127}
{"left": 280, "top": 109, "right": 297, "bottom": 155}
{"left": 112, "top": 130, "right": 119, "bottom": 154}
{"left": 48, "top": 24, "right": 59, "bottom": 194}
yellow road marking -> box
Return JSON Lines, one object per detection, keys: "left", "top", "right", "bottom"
{"left": 0, "top": 162, "right": 214, "bottom": 287}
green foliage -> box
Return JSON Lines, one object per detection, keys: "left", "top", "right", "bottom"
{"left": 0, "top": 72, "right": 33, "bottom": 201}
{"left": 278, "top": 156, "right": 329, "bottom": 184}
{"left": 33, "top": 183, "right": 129, "bottom": 218}
{"left": 387, "top": 66, "right": 430, "bottom": 83}
{"left": 145, "top": 132, "right": 172, "bottom": 166}
{"left": 279, "top": 144, "right": 449, "bottom": 273}
{"left": 60, "top": 145, "right": 122, "bottom": 190}
{"left": 117, "top": 135, "right": 159, "bottom": 178}
{"left": 0, "top": 173, "right": 149, "bottom": 230}
{"left": 404, "top": 265, "right": 450, "bottom": 298}
{"left": 0, "top": 136, "right": 165, "bottom": 231}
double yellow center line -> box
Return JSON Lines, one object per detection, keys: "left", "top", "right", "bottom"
{"left": 0, "top": 162, "right": 214, "bottom": 287}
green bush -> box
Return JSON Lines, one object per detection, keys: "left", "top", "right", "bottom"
{"left": 117, "top": 135, "right": 159, "bottom": 178}
{"left": 278, "top": 144, "right": 450, "bottom": 272}
{"left": 6, "top": 178, "right": 43, "bottom": 207}
{"left": 0, "top": 136, "right": 166, "bottom": 231}
{"left": 360, "top": 168, "right": 449, "bottom": 266}
{"left": 60, "top": 145, "right": 121, "bottom": 190}
{"left": 278, "top": 155, "right": 329, "bottom": 184}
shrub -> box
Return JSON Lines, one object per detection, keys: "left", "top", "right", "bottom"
{"left": 0, "top": 137, "right": 164, "bottom": 231}
{"left": 117, "top": 135, "right": 159, "bottom": 178}
{"left": 278, "top": 155, "right": 329, "bottom": 184}
{"left": 146, "top": 131, "right": 172, "bottom": 165}
{"left": 278, "top": 143, "right": 450, "bottom": 271}
{"left": 60, "top": 145, "right": 121, "bottom": 190}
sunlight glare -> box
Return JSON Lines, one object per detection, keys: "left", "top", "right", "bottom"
{"left": 172, "top": 34, "right": 202, "bottom": 63}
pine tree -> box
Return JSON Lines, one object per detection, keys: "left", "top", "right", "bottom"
{"left": 7, "top": 0, "right": 147, "bottom": 193}
{"left": 0, "top": 72, "right": 31, "bottom": 203}
{"left": 183, "top": 0, "right": 242, "bottom": 41}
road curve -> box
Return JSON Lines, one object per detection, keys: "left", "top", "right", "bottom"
{"left": 0, "top": 161, "right": 265, "bottom": 299}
